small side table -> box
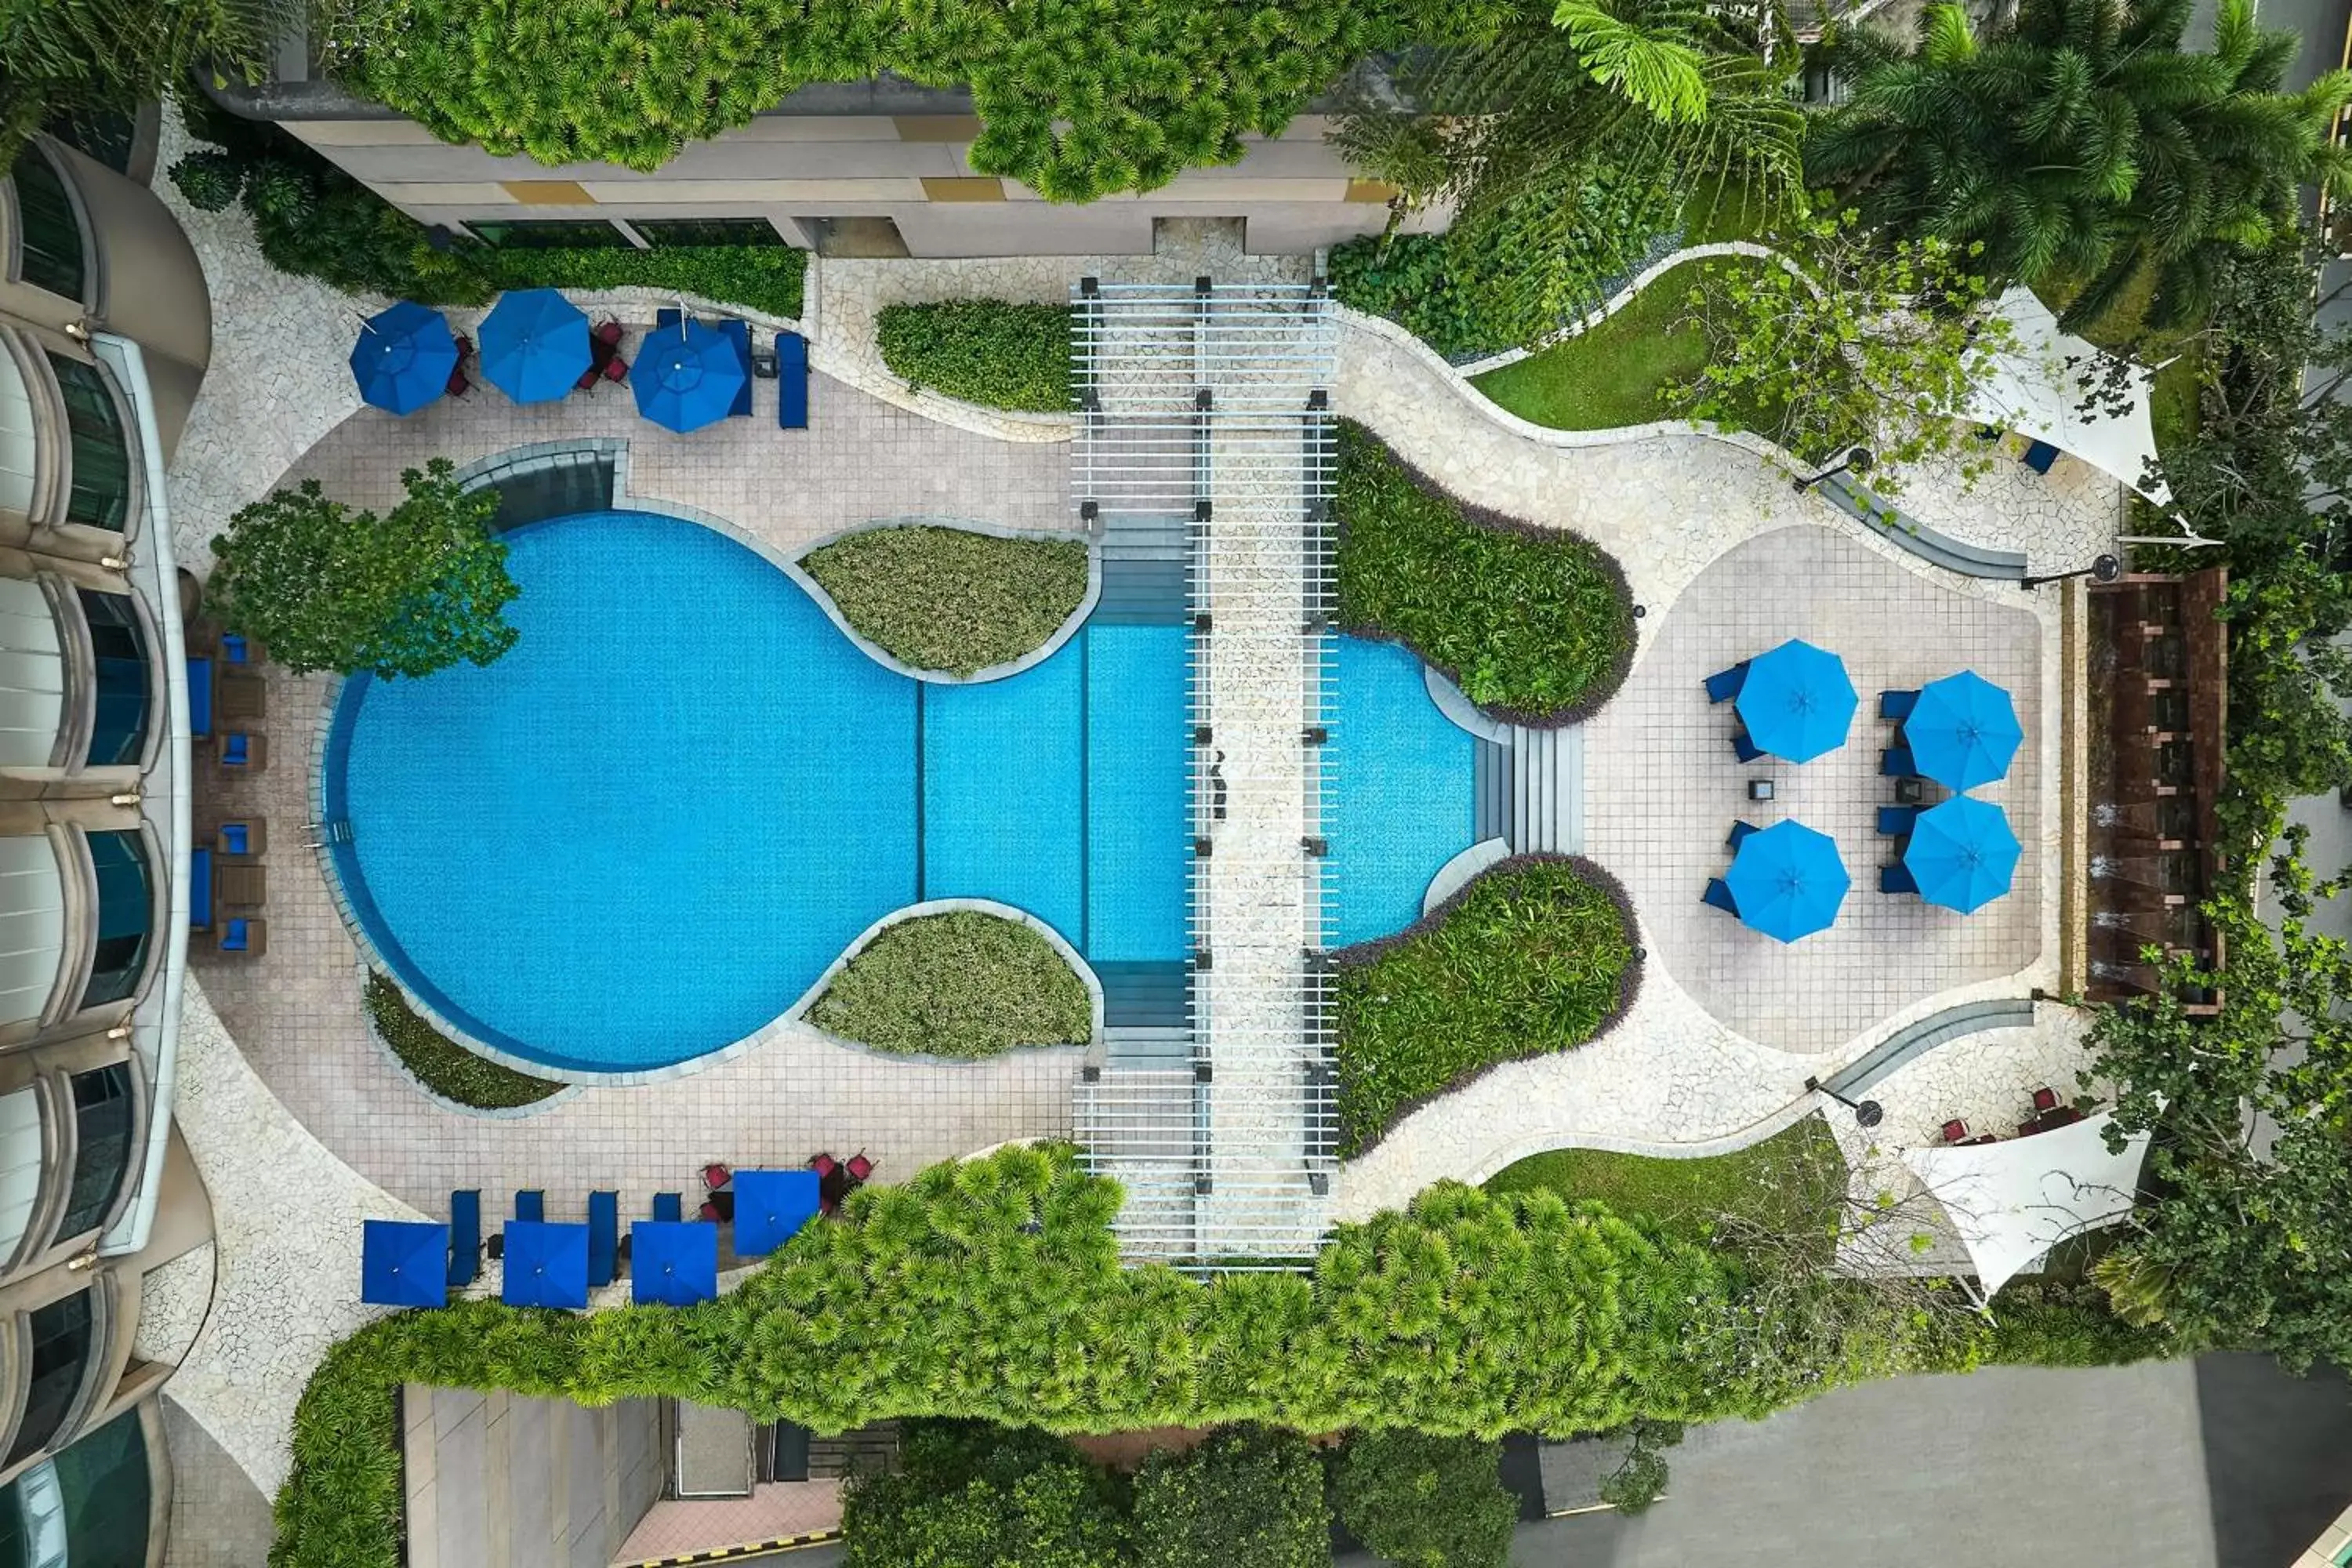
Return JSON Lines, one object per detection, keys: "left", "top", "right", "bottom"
{"left": 1893, "top": 775, "right": 1926, "bottom": 805}
{"left": 1746, "top": 779, "right": 1775, "bottom": 803}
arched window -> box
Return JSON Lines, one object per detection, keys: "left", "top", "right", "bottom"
{"left": 78, "top": 833, "right": 147, "bottom": 1011}
{"left": 7, "top": 151, "right": 84, "bottom": 303}
{"left": 54, "top": 1066, "right": 129, "bottom": 1240}
{"left": 42, "top": 359, "right": 129, "bottom": 535}
{"left": 77, "top": 590, "right": 146, "bottom": 768}
{"left": 4, "top": 1289, "right": 93, "bottom": 1467}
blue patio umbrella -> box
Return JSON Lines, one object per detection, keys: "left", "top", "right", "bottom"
{"left": 478, "top": 288, "right": 591, "bottom": 405}
{"left": 1903, "top": 796, "right": 2021, "bottom": 913}
{"left": 348, "top": 300, "right": 459, "bottom": 416}
{"left": 500, "top": 1220, "right": 590, "bottom": 1308}
{"left": 1904, "top": 670, "right": 2024, "bottom": 793}
{"left": 1733, "top": 639, "right": 1857, "bottom": 763}
{"left": 1724, "top": 819, "right": 1849, "bottom": 942}
{"left": 361, "top": 1218, "right": 448, "bottom": 1307}
{"left": 731, "top": 1169, "right": 822, "bottom": 1258}
{"left": 633, "top": 317, "right": 745, "bottom": 434}
{"left": 630, "top": 1220, "right": 720, "bottom": 1305}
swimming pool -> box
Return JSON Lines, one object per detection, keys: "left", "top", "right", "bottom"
{"left": 325, "top": 511, "right": 1488, "bottom": 1074}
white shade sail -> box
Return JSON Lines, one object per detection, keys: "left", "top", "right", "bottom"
{"left": 1902, "top": 1110, "right": 2153, "bottom": 1301}
{"left": 1968, "top": 288, "right": 2171, "bottom": 505}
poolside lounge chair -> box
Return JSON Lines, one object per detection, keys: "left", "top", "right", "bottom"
{"left": 216, "top": 917, "right": 265, "bottom": 956}
{"left": 652, "top": 1192, "right": 683, "bottom": 1222}
{"left": 217, "top": 819, "right": 265, "bottom": 857}
{"left": 1876, "top": 806, "right": 1919, "bottom": 838}
{"left": 189, "top": 848, "right": 214, "bottom": 933}
{"left": 1733, "top": 731, "right": 1766, "bottom": 764}
{"left": 1879, "top": 746, "right": 1916, "bottom": 779}
{"left": 1701, "top": 878, "right": 1738, "bottom": 913}
{"left": 1726, "top": 821, "right": 1758, "bottom": 851}
{"left": 515, "top": 1190, "right": 544, "bottom": 1222}
{"left": 776, "top": 332, "right": 808, "bottom": 429}
{"left": 1878, "top": 863, "right": 1919, "bottom": 895}
{"left": 448, "top": 1190, "right": 482, "bottom": 1287}
{"left": 586, "top": 1191, "right": 619, "bottom": 1287}
{"left": 219, "top": 732, "right": 266, "bottom": 772}
{"left": 1703, "top": 662, "right": 1748, "bottom": 704}
{"left": 1878, "top": 689, "right": 1918, "bottom": 722}
{"left": 2020, "top": 440, "right": 2060, "bottom": 474}
{"left": 218, "top": 863, "right": 265, "bottom": 909}
{"left": 220, "top": 670, "right": 267, "bottom": 721}
{"left": 186, "top": 656, "right": 215, "bottom": 740}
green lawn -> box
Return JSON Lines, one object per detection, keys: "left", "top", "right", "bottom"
{"left": 1483, "top": 1117, "right": 1840, "bottom": 1240}
{"left": 1471, "top": 259, "right": 1762, "bottom": 433}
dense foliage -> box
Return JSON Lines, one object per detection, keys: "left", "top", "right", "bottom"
{"left": 1334, "top": 858, "right": 1637, "bottom": 1156}
{"left": 1483, "top": 1118, "right": 1840, "bottom": 1236}
{"left": 844, "top": 1422, "right": 1127, "bottom": 1568}
{"left": 1129, "top": 1429, "right": 1330, "bottom": 1568}
{"left": 364, "top": 974, "right": 558, "bottom": 1109}
{"left": 1808, "top": 0, "right": 2351, "bottom": 330}
{"left": 170, "top": 102, "right": 805, "bottom": 315}
{"left": 1334, "top": 1431, "right": 1516, "bottom": 1568}
{"left": 800, "top": 524, "right": 1090, "bottom": 677}
{"left": 207, "top": 459, "right": 520, "bottom": 679}
{"left": 1334, "top": 423, "right": 1635, "bottom": 720}
{"left": 339, "top": 0, "right": 1506, "bottom": 197}
{"left": 810, "top": 911, "right": 1093, "bottom": 1059}
{"left": 874, "top": 301, "right": 1073, "bottom": 412}
{"left": 0, "top": 0, "right": 292, "bottom": 170}
{"left": 1332, "top": 0, "right": 1800, "bottom": 350}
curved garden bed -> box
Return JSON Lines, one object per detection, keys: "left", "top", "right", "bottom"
{"left": 364, "top": 974, "right": 561, "bottom": 1110}
{"left": 875, "top": 299, "right": 1073, "bottom": 412}
{"left": 1334, "top": 855, "right": 1640, "bottom": 1157}
{"left": 800, "top": 524, "right": 1090, "bottom": 678}
{"left": 808, "top": 909, "right": 1093, "bottom": 1058}
{"left": 1334, "top": 423, "right": 1636, "bottom": 725}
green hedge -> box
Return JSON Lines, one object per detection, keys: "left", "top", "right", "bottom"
{"left": 809, "top": 911, "right": 1093, "bottom": 1058}
{"left": 800, "top": 524, "right": 1089, "bottom": 677}
{"left": 364, "top": 975, "right": 560, "bottom": 1110}
{"left": 1335, "top": 1431, "right": 1516, "bottom": 1568}
{"left": 875, "top": 301, "right": 1073, "bottom": 412}
{"left": 1132, "top": 1429, "right": 1330, "bottom": 1568}
{"left": 1334, "top": 423, "right": 1635, "bottom": 723}
{"left": 1334, "top": 858, "right": 1637, "bottom": 1157}
{"left": 844, "top": 1422, "right": 1127, "bottom": 1568}
{"left": 481, "top": 244, "right": 804, "bottom": 320}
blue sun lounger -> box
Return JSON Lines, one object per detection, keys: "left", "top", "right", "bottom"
{"left": 776, "top": 332, "right": 808, "bottom": 429}
{"left": 1880, "top": 863, "right": 1921, "bottom": 895}
{"left": 187, "top": 655, "right": 214, "bottom": 739}
{"left": 189, "top": 848, "right": 214, "bottom": 932}
{"left": 1702, "top": 878, "right": 1738, "bottom": 913}
{"left": 652, "top": 1192, "right": 683, "bottom": 1223}
{"left": 448, "top": 1190, "right": 482, "bottom": 1286}
{"left": 586, "top": 1191, "right": 619, "bottom": 1287}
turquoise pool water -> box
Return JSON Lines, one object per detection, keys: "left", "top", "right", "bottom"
{"left": 325, "top": 510, "right": 1482, "bottom": 1074}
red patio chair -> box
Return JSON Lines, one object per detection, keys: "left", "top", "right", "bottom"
{"left": 601, "top": 354, "right": 628, "bottom": 383}
{"left": 445, "top": 365, "right": 469, "bottom": 397}
{"left": 701, "top": 1162, "right": 731, "bottom": 1191}
{"left": 1940, "top": 1118, "right": 1969, "bottom": 1145}
{"left": 592, "top": 318, "right": 624, "bottom": 348}
{"left": 574, "top": 364, "right": 601, "bottom": 392}
{"left": 2031, "top": 1086, "right": 2060, "bottom": 1113}
{"left": 808, "top": 1152, "right": 837, "bottom": 1178}
{"left": 845, "top": 1152, "right": 873, "bottom": 1183}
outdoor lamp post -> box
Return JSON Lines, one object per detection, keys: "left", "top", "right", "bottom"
{"left": 2020, "top": 553, "right": 2122, "bottom": 589}
{"left": 1804, "top": 1076, "right": 1885, "bottom": 1128}
{"left": 1793, "top": 447, "right": 1874, "bottom": 494}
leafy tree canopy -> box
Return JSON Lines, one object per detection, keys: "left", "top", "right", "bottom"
{"left": 206, "top": 457, "right": 521, "bottom": 679}
{"left": 1335, "top": 1430, "right": 1517, "bottom": 1568}
{"left": 0, "top": 0, "right": 299, "bottom": 170}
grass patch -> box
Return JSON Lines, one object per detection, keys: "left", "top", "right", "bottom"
{"left": 1334, "top": 422, "right": 1634, "bottom": 721}
{"left": 1471, "top": 257, "right": 1767, "bottom": 433}
{"left": 1334, "top": 857, "right": 1638, "bottom": 1156}
{"left": 365, "top": 974, "right": 560, "bottom": 1109}
{"left": 1484, "top": 1118, "right": 1840, "bottom": 1240}
{"left": 483, "top": 244, "right": 805, "bottom": 320}
{"left": 801, "top": 525, "right": 1089, "bottom": 677}
{"left": 875, "top": 300, "right": 1072, "bottom": 412}
{"left": 810, "top": 911, "right": 1092, "bottom": 1059}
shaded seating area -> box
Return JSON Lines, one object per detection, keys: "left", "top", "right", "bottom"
{"left": 349, "top": 299, "right": 460, "bottom": 417}
{"left": 1904, "top": 1110, "right": 2154, "bottom": 1304}
{"left": 636, "top": 314, "right": 750, "bottom": 434}
{"left": 1704, "top": 818, "right": 1849, "bottom": 944}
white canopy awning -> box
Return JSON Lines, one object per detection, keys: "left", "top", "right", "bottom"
{"left": 1967, "top": 288, "right": 2171, "bottom": 505}
{"left": 1901, "top": 1110, "right": 2153, "bottom": 1301}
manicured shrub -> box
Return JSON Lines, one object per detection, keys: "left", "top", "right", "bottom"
{"left": 1130, "top": 1428, "right": 1330, "bottom": 1568}
{"left": 1334, "top": 423, "right": 1635, "bottom": 722}
{"left": 809, "top": 911, "right": 1093, "bottom": 1058}
{"left": 875, "top": 301, "right": 1073, "bottom": 412}
{"left": 1334, "top": 857, "right": 1637, "bottom": 1157}
{"left": 844, "top": 1422, "right": 1127, "bottom": 1568}
{"left": 1334, "top": 1431, "right": 1516, "bottom": 1568}
{"left": 480, "top": 244, "right": 804, "bottom": 321}
{"left": 166, "top": 148, "right": 245, "bottom": 212}
{"left": 801, "top": 524, "right": 1089, "bottom": 677}
{"left": 365, "top": 975, "right": 559, "bottom": 1109}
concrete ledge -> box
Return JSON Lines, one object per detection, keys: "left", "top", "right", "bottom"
{"left": 1421, "top": 662, "right": 1514, "bottom": 744}
{"left": 1422, "top": 838, "right": 1510, "bottom": 916}
{"left": 792, "top": 897, "right": 1105, "bottom": 1054}
{"left": 788, "top": 517, "right": 1100, "bottom": 684}
{"left": 1821, "top": 998, "right": 2042, "bottom": 1098}
{"left": 1818, "top": 475, "right": 2031, "bottom": 579}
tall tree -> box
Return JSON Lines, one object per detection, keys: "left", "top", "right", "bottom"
{"left": 1807, "top": 0, "right": 2352, "bottom": 330}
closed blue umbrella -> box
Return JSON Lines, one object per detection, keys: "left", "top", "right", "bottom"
{"left": 630, "top": 1220, "right": 720, "bottom": 1305}
{"left": 633, "top": 318, "right": 744, "bottom": 434}
{"left": 1724, "top": 819, "right": 1849, "bottom": 942}
{"left": 349, "top": 301, "right": 459, "bottom": 416}
{"left": 1733, "top": 640, "right": 1857, "bottom": 763}
{"left": 1904, "top": 670, "right": 2024, "bottom": 793}
{"left": 478, "top": 288, "right": 591, "bottom": 405}
{"left": 731, "top": 1169, "right": 822, "bottom": 1257}
{"left": 500, "top": 1220, "right": 590, "bottom": 1308}
{"left": 361, "top": 1219, "right": 448, "bottom": 1307}
{"left": 1903, "top": 796, "right": 2021, "bottom": 913}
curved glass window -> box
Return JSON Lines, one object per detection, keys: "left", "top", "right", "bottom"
{"left": 8, "top": 152, "right": 83, "bottom": 303}
{"left": 75, "top": 592, "right": 146, "bottom": 768}
{"left": 41, "top": 359, "right": 128, "bottom": 534}
{"left": 0, "top": 1407, "right": 151, "bottom": 1567}
{"left": 4, "top": 1290, "right": 92, "bottom": 1468}
{"left": 53, "top": 1068, "right": 128, "bottom": 1242}
{"left": 77, "top": 833, "right": 147, "bottom": 1011}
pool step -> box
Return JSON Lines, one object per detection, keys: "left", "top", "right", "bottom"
{"left": 1102, "top": 1026, "right": 1194, "bottom": 1065}
{"left": 1092, "top": 557, "right": 1187, "bottom": 625}
{"left": 1504, "top": 724, "right": 1584, "bottom": 855}
{"left": 1095, "top": 960, "right": 1192, "bottom": 1029}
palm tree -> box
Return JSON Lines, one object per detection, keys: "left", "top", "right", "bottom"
{"left": 1331, "top": 0, "right": 1806, "bottom": 347}
{"left": 1808, "top": 0, "right": 2352, "bottom": 328}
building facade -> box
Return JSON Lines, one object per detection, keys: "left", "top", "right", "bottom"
{"left": 0, "top": 132, "right": 214, "bottom": 1566}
